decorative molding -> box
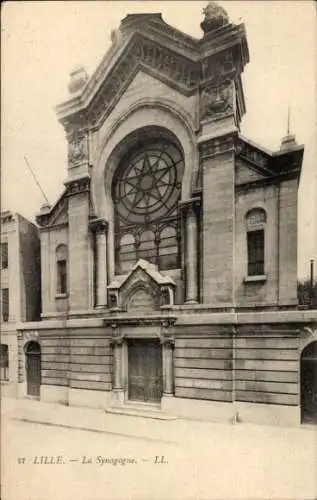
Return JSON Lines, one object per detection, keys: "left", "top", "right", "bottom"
{"left": 88, "top": 36, "right": 199, "bottom": 129}
{"left": 160, "top": 336, "right": 175, "bottom": 348}
{"left": 103, "top": 315, "right": 177, "bottom": 329}
{"left": 179, "top": 197, "right": 201, "bottom": 217}
{"left": 68, "top": 131, "right": 88, "bottom": 168}
{"left": 110, "top": 336, "right": 124, "bottom": 347}
{"left": 235, "top": 169, "right": 301, "bottom": 193}
{"left": 64, "top": 175, "right": 90, "bottom": 197}
{"left": 200, "top": 52, "right": 236, "bottom": 122}
{"left": 236, "top": 139, "right": 270, "bottom": 170}
{"left": 200, "top": 80, "right": 233, "bottom": 121}
{"left": 89, "top": 217, "right": 108, "bottom": 233}
{"left": 199, "top": 133, "right": 236, "bottom": 160}
{"left": 23, "top": 330, "right": 40, "bottom": 345}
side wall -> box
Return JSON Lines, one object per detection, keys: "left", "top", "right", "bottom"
{"left": 18, "top": 216, "right": 41, "bottom": 321}
{"left": 41, "top": 226, "right": 69, "bottom": 316}
{"left": 40, "top": 328, "right": 113, "bottom": 393}
{"left": 235, "top": 185, "right": 279, "bottom": 307}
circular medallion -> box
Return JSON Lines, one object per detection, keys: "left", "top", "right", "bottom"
{"left": 114, "top": 142, "right": 184, "bottom": 225}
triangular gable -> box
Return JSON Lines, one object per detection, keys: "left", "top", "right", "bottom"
{"left": 36, "top": 191, "right": 68, "bottom": 228}
{"left": 56, "top": 14, "right": 247, "bottom": 129}
{"left": 107, "top": 259, "right": 175, "bottom": 311}
{"left": 109, "top": 259, "right": 175, "bottom": 291}
{"left": 49, "top": 200, "right": 69, "bottom": 226}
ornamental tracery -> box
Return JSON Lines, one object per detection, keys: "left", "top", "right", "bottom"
{"left": 112, "top": 138, "right": 184, "bottom": 274}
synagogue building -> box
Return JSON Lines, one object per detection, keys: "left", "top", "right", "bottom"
{"left": 18, "top": 2, "right": 317, "bottom": 426}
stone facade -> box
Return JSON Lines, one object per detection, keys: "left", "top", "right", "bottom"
{"left": 1, "top": 211, "right": 41, "bottom": 396}
{"left": 17, "top": 4, "right": 317, "bottom": 425}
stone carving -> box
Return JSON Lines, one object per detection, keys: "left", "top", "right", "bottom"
{"left": 200, "top": 80, "right": 233, "bottom": 120}
{"left": 201, "top": 2, "right": 230, "bottom": 34}
{"left": 127, "top": 286, "right": 158, "bottom": 312}
{"left": 200, "top": 135, "right": 235, "bottom": 160}
{"left": 107, "top": 259, "right": 175, "bottom": 312}
{"left": 89, "top": 37, "right": 199, "bottom": 127}
{"left": 65, "top": 176, "right": 90, "bottom": 197}
{"left": 24, "top": 330, "right": 39, "bottom": 344}
{"left": 69, "top": 136, "right": 87, "bottom": 167}
{"left": 200, "top": 51, "right": 236, "bottom": 121}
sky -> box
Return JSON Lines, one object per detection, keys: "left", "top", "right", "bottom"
{"left": 2, "top": 1, "right": 316, "bottom": 278}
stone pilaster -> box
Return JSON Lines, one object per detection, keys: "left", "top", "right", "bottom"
{"left": 66, "top": 175, "right": 91, "bottom": 312}
{"left": 199, "top": 134, "right": 236, "bottom": 306}
{"left": 160, "top": 319, "right": 176, "bottom": 397}
{"left": 278, "top": 178, "right": 299, "bottom": 306}
{"left": 161, "top": 337, "right": 175, "bottom": 396}
{"left": 112, "top": 337, "right": 124, "bottom": 391}
{"left": 89, "top": 218, "right": 108, "bottom": 308}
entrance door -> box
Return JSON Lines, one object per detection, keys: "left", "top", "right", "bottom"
{"left": 26, "top": 341, "right": 41, "bottom": 397}
{"left": 128, "top": 339, "right": 162, "bottom": 402}
{"left": 301, "top": 341, "right": 317, "bottom": 424}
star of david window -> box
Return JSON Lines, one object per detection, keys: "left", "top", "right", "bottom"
{"left": 113, "top": 139, "right": 184, "bottom": 274}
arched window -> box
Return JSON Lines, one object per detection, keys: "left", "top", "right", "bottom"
{"left": 112, "top": 138, "right": 184, "bottom": 274}
{"left": 56, "top": 244, "right": 68, "bottom": 294}
{"left": 0, "top": 344, "right": 9, "bottom": 381}
{"left": 119, "top": 233, "right": 137, "bottom": 274}
{"left": 159, "top": 226, "right": 178, "bottom": 270}
{"left": 246, "top": 208, "right": 266, "bottom": 276}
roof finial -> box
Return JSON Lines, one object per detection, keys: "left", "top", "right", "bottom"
{"left": 280, "top": 103, "right": 297, "bottom": 151}
{"left": 287, "top": 103, "right": 291, "bottom": 135}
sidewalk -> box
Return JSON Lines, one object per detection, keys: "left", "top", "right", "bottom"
{"left": 2, "top": 396, "right": 316, "bottom": 447}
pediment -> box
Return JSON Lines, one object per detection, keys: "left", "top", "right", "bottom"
{"left": 107, "top": 259, "right": 175, "bottom": 312}
{"left": 56, "top": 13, "right": 249, "bottom": 131}
{"left": 36, "top": 192, "right": 68, "bottom": 228}
{"left": 235, "top": 137, "right": 276, "bottom": 186}
{"left": 85, "top": 36, "right": 199, "bottom": 130}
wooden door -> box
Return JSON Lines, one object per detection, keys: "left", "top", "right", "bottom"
{"left": 128, "top": 339, "right": 162, "bottom": 402}
{"left": 26, "top": 342, "right": 41, "bottom": 397}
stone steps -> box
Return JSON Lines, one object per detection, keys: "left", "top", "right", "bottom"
{"left": 106, "top": 404, "right": 177, "bottom": 420}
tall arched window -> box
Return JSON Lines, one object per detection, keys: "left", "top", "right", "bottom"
{"left": 56, "top": 244, "right": 68, "bottom": 294}
{"left": 112, "top": 138, "right": 184, "bottom": 274}
{"left": 246, "top": 208, "right": 266, "bottom": 276}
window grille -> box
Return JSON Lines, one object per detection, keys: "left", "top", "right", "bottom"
{"left": 56, "top": 245, "right": 68, "bottom": 294}
{"left": 246, "top": 208, "right": 266, "bottom": 276}
{"left": 112, "top": 139, "right": 184, "bottom": 274}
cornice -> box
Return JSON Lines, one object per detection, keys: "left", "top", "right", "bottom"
{"left": 235, "top": 168, "right": 301, "bottom": 193}
{"left": 103, "top": 315, "right": 177, "bottom": 328}
{"left": 236, "top": 136, "right": 304, "bottom": 178}
{"left": 199, "top": 132, "right": 237, "bottom": 160}
{"left": 56, "top": 20, "right": 249, "bottom": 130}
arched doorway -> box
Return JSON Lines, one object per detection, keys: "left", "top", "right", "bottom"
{"left": 301, "top": 341, "right": 317, "bottom": 424}
{"left": 26, "top": 341, "right": 41, "bottom": 397}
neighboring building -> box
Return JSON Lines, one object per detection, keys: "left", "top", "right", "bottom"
{"left": 18, "top": 3, "right": 317, "bottom": 425}
{"left": 1, "top": 211, "right": 41, "bottom": 396}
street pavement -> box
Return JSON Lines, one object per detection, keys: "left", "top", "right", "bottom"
{"left": 1, "top": 398, "right": 317, "bottom": 500}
